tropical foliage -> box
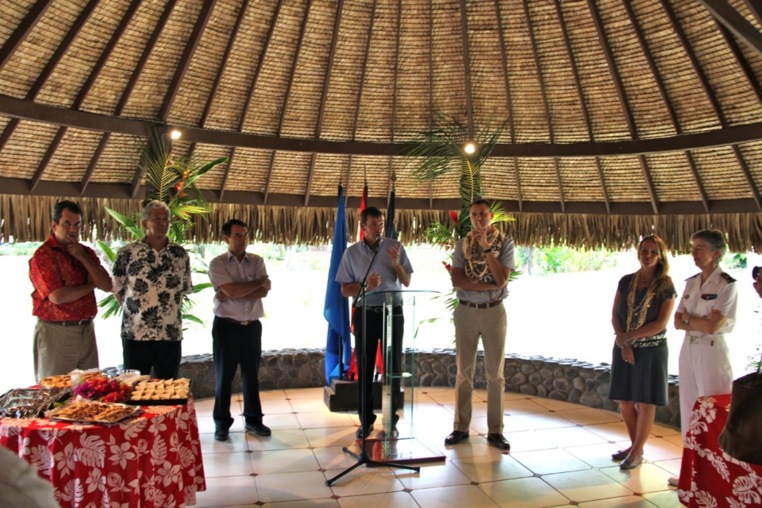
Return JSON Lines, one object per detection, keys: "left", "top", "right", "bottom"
{"left": 98, "top": 127, "right": 227, "bottom": 322}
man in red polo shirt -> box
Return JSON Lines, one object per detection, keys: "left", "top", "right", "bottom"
{"left": 29, "top": 200, "right": 112, "bottom": 380}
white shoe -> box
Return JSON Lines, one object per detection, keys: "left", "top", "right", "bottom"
{"left": 668, "top": 476, "right": 679, "bottom": 487}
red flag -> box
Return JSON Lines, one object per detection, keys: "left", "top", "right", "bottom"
{"left": 356, "top": 183, "right": 367, "bottom": 242}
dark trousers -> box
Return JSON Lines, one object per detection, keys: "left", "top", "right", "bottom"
{"left": 212, "top": 316, "right": 263, "bottom": 429}
{"left": 353, "top": 305, "right": 404, "bottom": 427}
{"left": 123, "top": 339, "right": 181, "bottom": 379}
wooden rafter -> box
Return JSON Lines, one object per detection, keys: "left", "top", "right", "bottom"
{"left": 126, "top": 0, "right": 179, "bottom": 198}
{"left": 262, "top": 0, "right": 309, "bottom": 204}
{"left": 24, "top": 0, "right": 100, "bottom": 191}
{"left": 0, "top": 0, "right": 54, "bottom": 70}
{"left": 588, "top": 0, "right": 658, "bottom": 214}
{"left": 700, "top": 0, "right": 762, "bottom": 55}
{"left": 224, "top": 0, "right": 284, "bottom": 202}
{"left": 624, "top": 0, "right": 709, "bottom": 213}
{"left": 459, "top": 0, "right": 474, "bottom": 140}
{"left": 493, "top": 0, "right": 522, "bottom": 212}
{"left": 555, "top": 0, "right": 609, "bottom": 213}
{"left": 386, "top": 0, "right": 401, "bottom": 198}
{"left": 304, "top": 0, "right": 344, "bottom": 207}
{"left": 714, "top": 24, "right": 762, "bottom": 104}
{"left": 522, "top": 1, "right": 565, "bottom": 212}
{"left": 743, "top": 0, "right": 762, "bottom": 26}
{"left": 187, "top": 0, "right": 249, "bottom": 158}
{"left": 662, "top": 0, "right": 762, "bottom": 211}
{"left": 158, "top": 0, "right": 217, "bottom": 122}
{"left": 3, "top": 93, "right": 762, "bottom": 157}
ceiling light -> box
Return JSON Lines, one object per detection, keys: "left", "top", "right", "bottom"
{"left": 170, "top": 129, "right": 182, "bottom": 140}
{"left": 464, "top": 142, "right": 476, "bottom": 154}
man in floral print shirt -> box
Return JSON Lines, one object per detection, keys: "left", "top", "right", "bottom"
{"left": 112, "top": 200, "right": 192, "bottom": 379}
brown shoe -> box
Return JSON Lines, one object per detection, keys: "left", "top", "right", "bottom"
{"left": 487, "top": 433, "right": 511, "bottom": 451}
{"left": 444, "top": 430, "right": 469, "bottom": 445}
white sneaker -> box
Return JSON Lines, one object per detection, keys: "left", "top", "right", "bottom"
{"left": 668, "top": 476, "right": 679, "bottom": 487}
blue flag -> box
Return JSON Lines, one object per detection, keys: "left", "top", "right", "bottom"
{"left": 385, "top": 188, "right": 396, "bottom": 240}
{"left": 324, "top": 185, "right": 352, "bottom": 384}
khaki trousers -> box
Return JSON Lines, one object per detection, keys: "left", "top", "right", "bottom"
{"left": 33, "top": 319, "right": 99, "bottom": 380}
{"left": 453, "top": 303, "right": 507, "bottom": 434}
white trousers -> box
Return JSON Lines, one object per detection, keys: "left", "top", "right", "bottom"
{"left": 677, "top": 335, "right": 733, "bottom": 439}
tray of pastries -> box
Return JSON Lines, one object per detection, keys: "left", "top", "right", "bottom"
{"left": 0, "top": 387, "right": 71, "bottom": 418}
{"left": 127, "top": 378, "right": 191, "bottom": 405}
{"left": 39, "top": 374, "right": 72, "bottom": 389}
{"left": 46, "top": 400, "right": 141, "bottom": 424}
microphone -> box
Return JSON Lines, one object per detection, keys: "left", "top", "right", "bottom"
{"left": 372, "top": 238, "right": 383, "bottom": 253}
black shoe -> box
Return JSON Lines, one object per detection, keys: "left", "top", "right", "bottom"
{"left": 214, "top": 427, "right": 229, "bottom": 441}
{"left": 611, "top": 448, "right": 631, "bottom": 461}
{"left": 356, "top": 414, "right": 377, "bottom": 439}
{"left": 245, "top": 422, "right": 271, "bottom": 437}
{"left": 487, "top": 433, "right": 511, "bottom": 451}
{"left": 444, "top": 430, "right": 469, "bottom": 445}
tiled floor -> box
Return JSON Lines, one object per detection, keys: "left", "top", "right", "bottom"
{"left": 192, "top": 387, "right": 684, "bottom": 507}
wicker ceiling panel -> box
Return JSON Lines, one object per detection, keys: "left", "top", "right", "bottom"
{"left": 1, "top": 0, "right": 762, "bottom": 246}
{"left": 0, "top": 121, "right": 60, "bottom": 180}
{"left": 85, "top": 132, "right": 142, "bottom": 184}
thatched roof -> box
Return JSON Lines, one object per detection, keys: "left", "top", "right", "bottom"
{"left": 1, "top": 0, "right": 762, "bottom": 250}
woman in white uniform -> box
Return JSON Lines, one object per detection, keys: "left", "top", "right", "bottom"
{"left": 670, "top": 229, "right": 737, "bottom": 485}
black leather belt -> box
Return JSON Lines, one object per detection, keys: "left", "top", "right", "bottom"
{"left": 218, "top": 316, "right": 258, "bottom": 326}
{"left": 40, "top": 318, "right": 93, "bottom": 326}
{"left": 459, "top": 299, "right": 503, "bottom": 309}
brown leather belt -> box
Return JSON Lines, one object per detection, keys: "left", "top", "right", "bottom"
{"left": 459, "top": 299, "right": 503, "bottom": 309}
{"left": 218, "top": 316, "right": 258, "bottom": 326}
{"left": 40, "top": 318, "right": 93, "bottom": 327}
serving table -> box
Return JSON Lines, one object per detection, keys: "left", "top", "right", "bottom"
{"left": 0, "top": 398, "right": 205, "bottom": 507}
{"left": 678, "top": 394, "right": 762, "bottom": 507}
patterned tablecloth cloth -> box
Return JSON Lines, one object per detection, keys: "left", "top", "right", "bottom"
{"left": 0, "top": 398, "right": 206, "bottom": 507}
{"left": 678, "top": 394, "right": 762, "bottom": 507}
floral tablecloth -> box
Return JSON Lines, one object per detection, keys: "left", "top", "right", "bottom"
{"left": 678, "top": 394, "right": 762, "bottom": 507}
{"left": 0, "top": 398, "right": 205, "bottom": 507}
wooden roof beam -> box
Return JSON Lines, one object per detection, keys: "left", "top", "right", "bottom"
{"left": 3, "top": 94, "right": 762, "bottom": 156}
{"left": 387, "top": 0, "right": 401, "bottom": 198}
{"left": 0, "top": 0, "right": 54, "bottom": 70}
{"left": 122, "top": 0, "right": 179, "bottom": 198}
{"left": 523, "top": 1, "right": 565, "bottom": 212}
{"left": 187, "top": 0, "right": 250, "bottom": 158}
{"left": 304, "top": 0, "right": 344, "bottom": 207}
{"left": 743, "top": 0, "right": 762, "bottom": 26}
{"left": 555, "top": 0, "right": 609, "bottom": 213}
{"left": 78, "top": 0, "right": 144, "bottom": 194}
{"left": 588, "top": 0, "right": 658, "bottom": 214}
{"left": 23, "top": 0, "right": 101, "bottom": 191}
{"left": 663, "top": 0, "right": 762, "bottom": 211}
{"left": 227, "top": 0, "right": 284, "bottom": 202}
{"left": 493, "top": 0, "right": 523, "bottom": 212}
{"left": 624, "top": 0, "right": 709, "bottom": 213}
{"left": 459, "top": 0, "right": 474, "bottom": 140}
{"left": 158, "top": 0, "right": 217, "bottom": 122}
{"left": 700, "top": 0, "right": 762, "bottom": 55}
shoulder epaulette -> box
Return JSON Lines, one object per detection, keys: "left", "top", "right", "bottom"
{"left": 685, "top": 273, "right": 701, "bottom": 281}
{"left": 720, "top": 272, "right": 736, "bottom": 283}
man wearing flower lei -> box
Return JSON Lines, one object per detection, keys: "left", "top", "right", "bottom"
{"left": 609, "top": 235, "right": 676, "bottom": 471}
{"left": 445, "top": 199, "right": 514, "bottom": 451}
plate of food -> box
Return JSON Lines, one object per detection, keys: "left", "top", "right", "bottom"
{"left": 127, "top": 378, "right": 191, "bottom": 405}
{"left": 46, "top": 400, "right": 142, "bottom": 424}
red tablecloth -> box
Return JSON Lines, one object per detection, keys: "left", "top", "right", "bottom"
{"left": 678, "top": 394, "right": 762, "bottom": 507}
{"left": 0, "top": 398, "right": 205, "bottom": 507}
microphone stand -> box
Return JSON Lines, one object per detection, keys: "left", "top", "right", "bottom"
{"left": 325, "top": 240, "right": 419, "bottom": 486}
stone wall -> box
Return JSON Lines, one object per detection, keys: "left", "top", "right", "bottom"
{"left": 178, "top": 347, "right": 681, "bottom": 429}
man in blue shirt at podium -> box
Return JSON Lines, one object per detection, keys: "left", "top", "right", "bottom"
{"left": 336, "top": 207, "right": 414, "bottom": 439}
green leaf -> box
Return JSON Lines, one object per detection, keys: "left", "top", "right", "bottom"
{"left": 97, "top": 241, "right": 116, "bottom": 262}
{"left": 191, "top": 282, "right": 213, "bottom": 293}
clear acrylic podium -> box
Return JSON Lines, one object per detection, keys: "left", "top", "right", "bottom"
{"left": 360, "top": 289, "right": 444, "bottom": 465}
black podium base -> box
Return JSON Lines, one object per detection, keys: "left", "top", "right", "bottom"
{"left": 323, "top": 379, "right": 382, "bottom": 412}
